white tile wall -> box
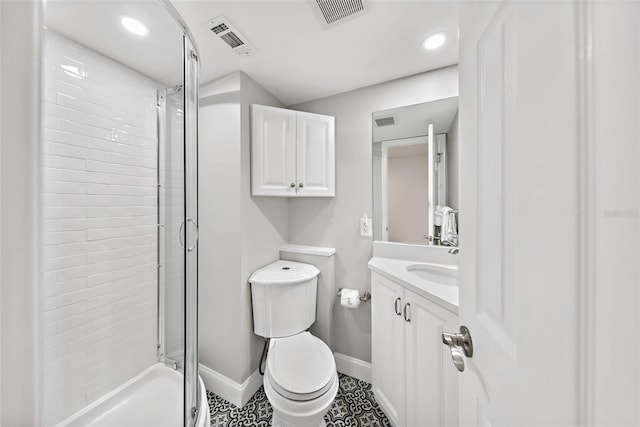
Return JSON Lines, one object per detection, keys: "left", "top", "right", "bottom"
{"left": 42, "top": 31, "right": 160, "bottom": 425}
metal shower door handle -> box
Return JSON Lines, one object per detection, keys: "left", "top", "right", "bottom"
{"left": 178, "top": 218, "right": 199, "bottom": 252}
{"left": 179, "top": 220, "right": 185, "bottom": 248}
{"left": 442, "top": 325, "right": 473, "bottom": 372}
{"left": 185, "top": 218, "right": 199, "bottom": 252}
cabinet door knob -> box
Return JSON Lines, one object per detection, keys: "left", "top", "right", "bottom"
{"left": 298, "top": 182, "right": 304, "bottom": 188}
{"left": 403, "top": 302, "right": 411, "bottom": 323}
{"left": 290, "top": 182, "right": 295, "bottom": 188}
{"left": 394, "top": 297, "right": 402, "bottom": 316}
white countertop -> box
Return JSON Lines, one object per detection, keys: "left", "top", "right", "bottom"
{"left": 368, "top": 257, "right": 459, "bottom": 314}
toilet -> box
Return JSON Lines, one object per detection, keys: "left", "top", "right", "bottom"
{"left": 249, "top": 260, "right": 338, "bottom": 427}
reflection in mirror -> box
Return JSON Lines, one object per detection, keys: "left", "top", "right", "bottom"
{"left": 372, "top": 97, "right": 459, "bottom": 246}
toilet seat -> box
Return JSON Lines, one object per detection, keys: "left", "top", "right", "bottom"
{"left": 266, "top": 332, "right": 336, "bottom": 401}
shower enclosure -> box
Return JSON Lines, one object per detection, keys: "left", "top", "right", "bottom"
{"left": 40, "top": 1, "right": 205, "bottom": 425}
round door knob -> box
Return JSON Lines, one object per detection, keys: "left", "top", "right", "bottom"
{"left": 298, "top": 183, "right": 304, "bottom": 188}
{"left": 290, "top": 183, "right": 295, "bottom": 188}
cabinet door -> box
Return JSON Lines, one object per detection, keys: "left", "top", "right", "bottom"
{"left": 251, "top": 105, "right": 297, "bottom": 196}
{"left": 296, "top": 111, "right": 335, "bottom": 197}
{"left": 372, "top": 273, "right": 405, "bottom": 426}
{"left": 405, "top": 289, "right": 458, "bottom": 427}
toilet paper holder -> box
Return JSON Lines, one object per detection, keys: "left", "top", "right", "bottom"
{"left": 337, "top": 288, "right": 371, "bottom": 302}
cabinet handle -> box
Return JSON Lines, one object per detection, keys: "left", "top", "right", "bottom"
{"left": 290, "top": 182, "right": 296, "bottom": 188}
{"left": 298, "top": 182, "right": 304, "bottom": 188}
{"left": 394, "top": 297, "right": 402, "bottom": 316}
{"left": 404, "top": 302, "right": 411, "bottom": 323}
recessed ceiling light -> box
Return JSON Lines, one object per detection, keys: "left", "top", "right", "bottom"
{"left": 422, "top": 32, "right": 446, "bottom": 50}
{"left": 121, "top": 16, "right": 149, "bottom": 37}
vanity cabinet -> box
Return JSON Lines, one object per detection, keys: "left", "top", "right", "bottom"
{"left": 372, "top": 272, "right": 459, "bottom": 427}
{"left": 251, "top": 104, "right": 335, "bottom": 197}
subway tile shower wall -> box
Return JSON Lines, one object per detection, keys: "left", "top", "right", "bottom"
{"left": 42, "top": 31, "right": 160, "bottom": 424}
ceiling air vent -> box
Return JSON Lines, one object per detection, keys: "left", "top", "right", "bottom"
{"left": 207, "top": 16, "right": 257, "bottom": 57}
{"left": 374, "top": 115, "right": 396, "bottom": 127}
{"left": 309, "top": 0, "right": 371, "bottom": 28}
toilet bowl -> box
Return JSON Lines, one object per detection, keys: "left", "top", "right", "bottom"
{"left": 263, "top": 332, "right": 338, "bottom": 427}
{"left": 249, "top": 260, "right": 338, "bottom": 427}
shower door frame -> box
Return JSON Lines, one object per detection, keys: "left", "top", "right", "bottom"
{"left": 182, "top": 34, "right": 200, "bottom": 427}
{"left": 157, "top": 2, "right": 202, "bottom": 425}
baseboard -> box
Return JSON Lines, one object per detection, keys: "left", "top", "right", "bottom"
{"left": 200, "top": 355, "right": 370, "bottom": 407}
{"left": 334, "top": 352, "right": 372, "bottom": 384}
{"left": 199, "top": 364, "right": 263, "bottom": 408}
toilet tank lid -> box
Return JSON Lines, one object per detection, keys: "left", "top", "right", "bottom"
{"left": 249, "top": 260, "right": 320, "bottom": 285}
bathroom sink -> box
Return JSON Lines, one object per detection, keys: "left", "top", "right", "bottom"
{"left": 405, "top": 264, "right": 458, "bottom": 287}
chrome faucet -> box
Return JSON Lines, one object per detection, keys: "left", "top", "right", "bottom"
{"left": 448, "top": 248, "right": 459, "bottom": 255}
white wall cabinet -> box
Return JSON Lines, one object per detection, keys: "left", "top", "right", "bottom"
{"left": 372, "top": 272, "right": 459, "bottom": 427}
{"left": 251, "top": 104, "right": 335, "bottom": 197}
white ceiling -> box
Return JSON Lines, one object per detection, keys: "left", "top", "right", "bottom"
{"left": 372, "top": 96, "right": 458, "bottom": 143}
{"left": 44, "top": 0, "right": 459, "bottom": 106}
{"left": 45, "top": 1, "right": 184, "bottom": 86}
{"left": 171, "top": 0, "right": 459, "bottom": 105}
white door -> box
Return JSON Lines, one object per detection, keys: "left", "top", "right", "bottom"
{"left": 456, "top": 1, "right": 581, "bottom": 424}
{"left": 251, "top": 104, "right": 296, "bottom": 196}
{"left": 296, "top": 111, "right": 335, "bottom": 197}
{"left": 371, "top": 273, "right": 405, "bottom": 427}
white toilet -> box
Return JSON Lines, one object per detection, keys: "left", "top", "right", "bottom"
{"left": 249, "top": 260, "right": 338, "bottom": 427}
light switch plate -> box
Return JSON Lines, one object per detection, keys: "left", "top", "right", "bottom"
{"left": 360, "top": 216, "right": 372, "bottom": 237}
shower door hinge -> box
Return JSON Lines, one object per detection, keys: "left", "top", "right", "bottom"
{"left": 191, "top": 406, "right": 198, "bottom": 419}
{"left": 164, "top": 358, "right": 180, "bottom": 370}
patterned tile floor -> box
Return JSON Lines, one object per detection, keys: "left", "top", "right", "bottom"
{"left": 207, "top": 373, "right": 391, "bottom": 427}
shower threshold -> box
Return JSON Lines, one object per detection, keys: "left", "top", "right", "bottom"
{"left": 56, "top": 363, "right": 209, "bottom": 427}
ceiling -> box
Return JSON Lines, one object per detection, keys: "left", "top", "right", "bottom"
{"left": 45, "top": 1, "right": 184, "bottom": 86}
{"left": 44, "top": 0, "right": 459, "bottom": 106}
{"left": 173, "top": 0, "right": 459, "bottom": 105}
{"left": 372, "top": 96, "right": 458, "bottom": 143}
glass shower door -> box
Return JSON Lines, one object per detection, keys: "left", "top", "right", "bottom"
{"left": 182, "top": 35, "right": 200, "bottom": 427}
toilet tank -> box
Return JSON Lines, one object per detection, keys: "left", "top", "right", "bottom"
{"left": 249, "top": 260, "right": 320, "bottom": 338}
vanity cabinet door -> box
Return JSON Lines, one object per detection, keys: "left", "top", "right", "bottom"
{"left": 296, "top": 111, "right": 335, "bottom": 197}
{"left": 372, "top": 273, "right": 406, "bottom": 427}
{"left": 405, "top": 289, "right": 459, "bottom": 427}
{"left": 251, "top": 104, "right": 297, "bottom": 196}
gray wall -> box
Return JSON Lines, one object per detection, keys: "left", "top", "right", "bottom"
{"left": 238, "top": 73, "right": 289, "bottom": 378}
{"left": 1, "top": 1, "right": 41, "bottom": 424}
{"left": 289, "top": 66, "right": 458, "bottom": 363}
{"left": 199, "top": 73, "right": 243, "bottom": 382}
{"left": 198, "top": 72, "right": 287, "bottom": 383}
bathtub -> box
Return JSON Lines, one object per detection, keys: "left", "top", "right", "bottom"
{"left": 56, "top": 363, "right": 210, "bottom": 427}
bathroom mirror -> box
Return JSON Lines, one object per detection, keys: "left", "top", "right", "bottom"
{"left": 372, "top": 97, "right": 459, "bottom": 245}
